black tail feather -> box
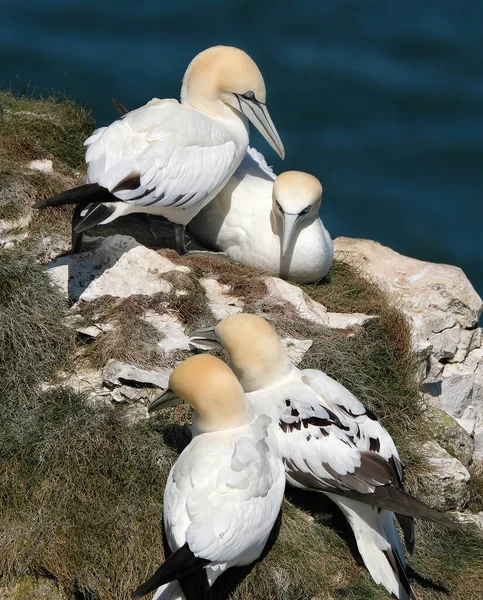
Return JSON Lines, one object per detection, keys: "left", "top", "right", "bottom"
{"left": 73, "top": 203, "right": 116, "bottom": 234}
{"left": 132, "top": 544, "right": 209, "bottom": 600}
{"left": 396, "top": 513, "right": 415, "bottom": 554}
{"left": 32, "top": 183, "right": 119, "bottom": 209}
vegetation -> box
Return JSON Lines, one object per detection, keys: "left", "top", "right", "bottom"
{"left": 1, "top": 92, "right": 482, "bottom": 600}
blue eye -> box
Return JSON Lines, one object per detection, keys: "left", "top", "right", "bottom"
{"left": 243, "top": 91, "right": 255, "bottom": 100}
{"left": 300, "top": 205, "right": 311, "bottom": 216}
{"left": 275, "top": 200, "right": 283, "bottom": 212}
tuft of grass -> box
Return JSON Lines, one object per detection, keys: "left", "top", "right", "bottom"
{"left": 0, "top": 387, "right": 179, "bottom": 600}
{"left": 0, "top": 245, "right": 74, "bottom": 405}
{"left": 301, "top": 258, "right": 390, "bottom": 315}
{"left": 468, "top": 462, "right": 483, "bottom": 513}
{"left": 77, "top": 294, "right": 167, "bottom": 370}
{"left": 0, "top": 90, "right": 93, "bottom": 257}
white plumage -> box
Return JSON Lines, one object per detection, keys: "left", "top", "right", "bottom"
{"left": 187, "top": 314, "right": 442, "bottom": 600}
{"left": 34, "top": 46, "right": 284, "bottom": 255}
{"left": 135, "top": 354, "right": 285, "bottom": 600}
{"left": 84, "top": 98, "right": 245, "bottom": 227}
{"left": 190, "top": 147, "right": 333, "bottom": 283}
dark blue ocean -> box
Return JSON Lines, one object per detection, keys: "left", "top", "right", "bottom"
{"left": 1, "top": 1, "right": 482, "bottom": 295}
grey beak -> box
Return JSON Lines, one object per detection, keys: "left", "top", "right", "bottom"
{"left": 148, "top": 388, "right": 184, "bottom": 413}
{"left": 281, "top": 212, "right": 300, "bottom": 257}
{"left": 237, "top": 96, "right": 285, "bottom": 160}
{"left": 189, "top": 326, "right": 224, "bottom": 351}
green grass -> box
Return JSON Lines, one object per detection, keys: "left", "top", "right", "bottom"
{"left": 0, "top": 245, "right": 74, "bottom": 405}
{"left": 2, "top": 92, "right": 483, "bottom": 600}
{"left": 0, "top": 90, "right": 93, "bottom": 255}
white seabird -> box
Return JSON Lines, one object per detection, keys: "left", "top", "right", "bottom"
{"left": 135, "top": 353, "right": 285, "bottom": 600}
{"left": 33, "top": 46, "right": 285, "bottom": 255}
{"left": 186, "top": 314, "right": 457, "bottom": 600}
{"left": 189, "top": 147, "right": 333, "bottom": 283}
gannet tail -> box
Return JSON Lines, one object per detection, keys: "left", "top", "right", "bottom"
{"left": 32, "top": 183, "right": 118, "bottom": 209}
{"left": 328, "top": 495, "right": 417, "bottom": 600}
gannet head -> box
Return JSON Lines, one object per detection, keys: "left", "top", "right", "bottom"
{"left": 272, "top": 171, "right": 323, "bottom": 257}
{"left": 192, "top": 313, "right": 291, "bottom": 393}
{"left": 181, "top": 45, "right": 285, "bottom": 159}
{"left": 148, "top": 354, "right": 249, "bottom": 432}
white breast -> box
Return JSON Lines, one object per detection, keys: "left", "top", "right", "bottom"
{"left": 189, "top": 147, "right": 333, "bottom": 282}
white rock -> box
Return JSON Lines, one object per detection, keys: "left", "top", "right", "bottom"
{"left": 28, "top": 159, "right": 53, "bottom": 173}
{"left": 48, "top": 235, "right": 176, "bottom": 302}
{"left": 102, "top": 359, "right": 170, "bottom": 390}
{"left": 334, "top": 237, "right": 482, "bottom": 346}
{"left": 453, "top": 511, "right": 483, "bottom": 534}
{"left": 415, "top": 440, "right": 470, "bottom": 511}
{"left": 143, "top": 311, "right": 192, "bottom": 354}
{"left": 201, "top": 277, "right": 244, "bottom": 320}
{"left": 264, "top": 277, "right": 375, "bottom": 330}
{"left": 281, "top": 337, "right": 313, "bottom": 365}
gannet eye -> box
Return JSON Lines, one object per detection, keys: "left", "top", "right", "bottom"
{"left": 299, "top": 205, "right": 311, "bottom": 216}
{"left": 242, "top": 91, "right": 255, "bottom": 101}
{"left": 275, "top": 200, "right": 283, "bottom": 212}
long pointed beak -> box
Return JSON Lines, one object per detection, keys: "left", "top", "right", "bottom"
{"left": 281, "top": 212, "right": 299, "bottom": 257}
{"left": 238, "top": 97, "right": 285, "bottom": 160}
{"left": 148, "top": 388, "right": 184, "bottom": 413}
{"left": 189, "top": 326, "right": 224, "bottom": 351}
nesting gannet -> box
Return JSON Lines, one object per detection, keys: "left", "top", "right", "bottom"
{"left": 134, "top": 354, "right": 285, "bottom": 600}
{"left": 189, "top": 147, "right": 333, "bottom": 282}
{"left": 186, "top": 314, "right": 457, "bottom": 600}
{"left": 32, "top": 46, "right": 284, "bottom": 255}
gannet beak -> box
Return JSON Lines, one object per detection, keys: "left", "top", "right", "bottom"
{"left": 236, "top": 96, "right": 285, "bottom": 160}
{"left": 148, "top": 388, "right": 184, "bottom": 413}
{"left": 281, "top": 212, "right": 299, "bottom": 257}
{"left": 189, "top": 326, "right": 224, "bottom": 351}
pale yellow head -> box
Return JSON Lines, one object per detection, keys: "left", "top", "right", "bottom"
{"left": 167, "top": 354, "right": 249, "bottom": 432}
{"left": 215, "top": 313, "right": 291, "bottom": 392}
{"left": 181, "top": 46, "right": 284, "bottom": 159}
{"left": 272, "top": 171, "right": 323, "bottom": 256}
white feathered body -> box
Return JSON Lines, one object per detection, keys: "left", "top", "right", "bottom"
{"left": 84, "top": 98, "right": 249, "bottom": 226}
{"left": 189, "top": 148, "right": 333, "bottom": 283}
{"left": 246, "top": 365, "right": 411, "bottom": 600}
{"left": 153, "top": 413, "right": 285, "bottom": 600}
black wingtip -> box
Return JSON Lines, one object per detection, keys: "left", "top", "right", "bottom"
{"left": 112, "top": 97, "right": 129, "bottom": 116}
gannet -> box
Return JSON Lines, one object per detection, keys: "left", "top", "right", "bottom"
{"left": 189, "top": 147, "right": 333, "bottom": 282}
{"left": 134, "top": 354, "right": 285, "bottom": 600}
{"left": 184, "top": 314, "right": 457, "bottom": 600}
{"left": 32, "top": 46, "right": 284, "bottom": 255}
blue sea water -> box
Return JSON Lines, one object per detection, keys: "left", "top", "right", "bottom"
{"left": 1, "top": 0, "right": 482, "bottom": 295}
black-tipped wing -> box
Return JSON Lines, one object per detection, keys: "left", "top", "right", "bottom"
{"left": 32, "top": 183, "right": 119, "bottom": 209}
{"left": 132, "top": 543, "right": 209, "bottom": 600}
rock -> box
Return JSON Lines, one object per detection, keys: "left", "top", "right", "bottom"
{"left": 282, "top": 337, "right": 313, "bottom": 365}
{"left": 334, "top": 237, "right": 483, "bottom": 464}
{"left": 264, "top": 277, "right": 375, "bottom": 330}
{"left": 28, "top": 158, "right": 53, "bottom": 173}
{"left": 334, "top": 237, "right": 482, "bottom": 342}
{"left": 48, "top": 235, "right": 176, "bottom": 302}
{"left": 0, "top": 575, "right": 66, "bottom": 600}
{"left": 143, "top": 311, "right": 192, "bottom": 354}
{"left": 424, "top": 406, "right": 475, "bottom": 466}
{"left": 201, "top": 277, "right": 244, "bottom": 319}
{"left": 0, "top": 213, "right": 31, "bottom": 246}
{"left": 453, "top": 511, "right": 483, "bottom": 534}
{"left": 102, "top": 359, "right": 170, "bottom": 390}
{"left": 416, "top": 440, "right": 470, "bottom": 511}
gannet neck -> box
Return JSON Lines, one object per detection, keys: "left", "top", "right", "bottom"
{"left": 169, "top": 354, "right": 249, "bottom": 432}
{"left": 215, "top": 314, "right": 291, "bottom": 393}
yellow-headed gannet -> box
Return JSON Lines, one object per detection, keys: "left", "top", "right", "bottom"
{"left": 134, "top": 354, "right": 285, "bottom": 600}
{"left": 185, "top": 314, "right": 458, "bottom": 600}
{"left": 189, "top": 147, "right": 333, "bottom": 282}
{"left": 33, "top": 46, "right": 284, "bottom": 255}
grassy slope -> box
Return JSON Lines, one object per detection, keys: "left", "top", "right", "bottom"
{"left": 1, "top": 93, "right": 482, "bottom": 600}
